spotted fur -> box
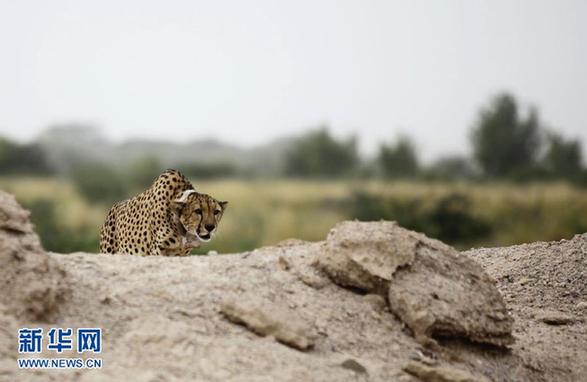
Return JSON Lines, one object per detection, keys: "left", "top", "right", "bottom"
{"left": 99, "top": 169, "right": 227, "bottom": 256}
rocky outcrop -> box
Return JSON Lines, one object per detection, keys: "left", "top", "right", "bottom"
{"left": 316, "top": 221, "right": 514, "bottom": 346}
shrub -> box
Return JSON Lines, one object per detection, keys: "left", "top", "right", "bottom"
{"left": 70, "top": 162, "right": 129, "bottom": 204}
{"left": 23, "top": 199, "right": 98, "bottom": 253}
{"left": 346, "top": 191, "right": 491, "bottom": 246}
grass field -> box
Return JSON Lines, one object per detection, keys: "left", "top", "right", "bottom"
{"left": 1, "top": 176, "right": 586, "bottom": 254}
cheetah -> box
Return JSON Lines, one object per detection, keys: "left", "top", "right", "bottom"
{"left": 99, "top": 169, "right": 228, "bottom": 256}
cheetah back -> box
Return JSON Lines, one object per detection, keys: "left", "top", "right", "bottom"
{"left": 99, "top": 169, "right": 194, "bottom": 256}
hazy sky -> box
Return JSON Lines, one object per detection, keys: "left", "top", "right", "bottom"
{"left": 1, "top": 0, "right": 586, "bottom": 159}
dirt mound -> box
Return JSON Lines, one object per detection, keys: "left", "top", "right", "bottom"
{"left": 466, "top": 236, "right": 587, "bottom": 380}
{"left": 1, "top": 193, "right": 586, "bottom": 381}
{"left": 468, "top": 234, "right": 587, "bottom": 315}
{"left": 0, "top": 191, "right": 70, "bottom": 321}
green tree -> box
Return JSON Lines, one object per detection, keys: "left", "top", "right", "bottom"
{"left": 284, "top": 127, "right": 359, "bottom": 178}
{"left": 378, "top": 136, "right": 419, "bottom": 178}
{"left": 543, "top": 132, "right": 583, "bottom": 180}
{"left": 471, "top": 93, "right": 541, "bottom": 178}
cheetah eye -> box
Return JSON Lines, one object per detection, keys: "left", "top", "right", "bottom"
{"left": 214, "top": 209, "right": 221, "bottom": 215}
{"left": 195, "top": 208, "right": 203, "bottom": 215}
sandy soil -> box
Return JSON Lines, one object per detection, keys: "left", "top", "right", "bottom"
{"left": 1, "top": 191, "right": 586, "bottom": 381}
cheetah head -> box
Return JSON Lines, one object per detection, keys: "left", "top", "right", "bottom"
{"left": 171, "top": 190, "right": 228, "bottom": 242}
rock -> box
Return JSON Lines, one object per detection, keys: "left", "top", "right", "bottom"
{"left": 276, "top": 238, "right": 309, "bottom": 247}
{"left": 316, "top": 221, "right": 514, "bottom": 347}
{"left": 408, "top": 350, "right": 438, "bottom": 366}
{"left": 388, "top": 244, "right": 514, "bottom": 347}
{"left": 296, "top": 270, "right": 330, "bottom": 289}
{"left": 0, "top": 192, "right": 42, "bottom": 252}
{"left": 122, "top": 315, "right": 198, "bottom": 356}
{"left": 537, "top": 310, "right": 575, "bottom": 325}
{"left": 316, "top": 220, "right": 419, "bottom": 294}
{"left": 576, "top": 301, "right": 587, "bottom": 310}
{"left": 362, "top": 294, "right": 388, "bottom": 312}
{"left": 278, "top": 255, "right": 291, "bottom": 271}
{"left": 0, "top": 191, "right": 70, "bottom": 321}
{"left": 220, "top": 297, "right": 317, "bottom": 351}
{"left": 518, "top": 276, "right": 532, "bottom": 285}
{"left": 404, "top": 361, "right": 490, "bottom": 382}
{"left": 340, "top": 358, "right": 368, "bottom": 374}
{"left": 0, "top": 192, "right": 37, "bottom": 236}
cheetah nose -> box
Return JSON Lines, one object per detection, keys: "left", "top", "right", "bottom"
{"left": 204, "top": 224, "right": 216, "bottom": 232}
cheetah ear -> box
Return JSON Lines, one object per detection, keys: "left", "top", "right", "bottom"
{"left": 220, "top": 201, "right": 228, "bottom": 210}
{"left": 171, "top": 189, "right": 196, "bottom": 210}
{"left": 174, "top": 189, "right": 197, "bottom": 203}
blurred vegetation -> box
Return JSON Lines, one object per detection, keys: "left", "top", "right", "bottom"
{"left": 0, "top": 91, "right": 586, "bottom": 253}
{"left": 2, "top": 92, "right": 584, "bottom": 187}
{"left": 127, "top": 155, "right": 164, "bottom": 190}
{"left": 422, "top": 155, "right": 477, "bottom": 181}
{"left": 543, "top": 132, "right": 584, "bottom": 182}
{"left": 0, "top": 177, "right": 104, "bottom": 253}
{"left": 1, "top": 178, "right": 586, "bottom": 254}
{"left": 348, "top": 191, "right": 491, "bottom": 246}
{"left": 0, "top": 138, "right": 54, "bottom": 175}
{"left": 181, "top": 162, "right": 237, "bottom": 180}
{"left": 471, "top": 93, "right": 541, "bottom": 178}
{"left": 284, "top": 127, "right": 359, "bottom": 178}
{"left": 70, "top": 162, "right": 128, "bottom": 205}
{"left": 378, "top": 136, "right": 420, "bottom": 179}
{"left": 22, "top": 199, "right": 97, "bottom": 252}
